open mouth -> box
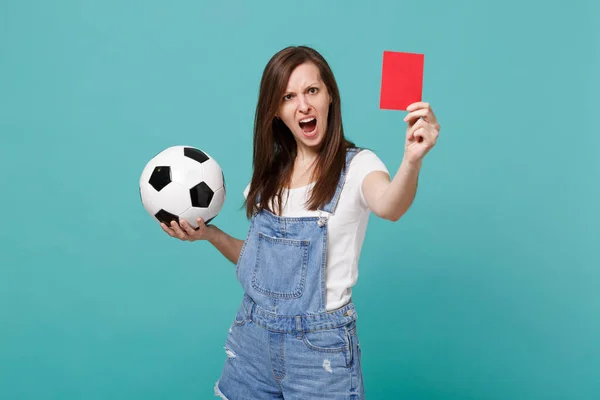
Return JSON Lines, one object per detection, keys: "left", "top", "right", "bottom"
{"left": 299, "top": 117, "right": 317, "bottom": 136}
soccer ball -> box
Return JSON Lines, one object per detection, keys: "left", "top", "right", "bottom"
{"left": 139, "top": 145, "right": 226, "bottom": 229}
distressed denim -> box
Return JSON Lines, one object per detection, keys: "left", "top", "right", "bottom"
{"left": 215, "top": 148, "right": 365, "bottom": 399}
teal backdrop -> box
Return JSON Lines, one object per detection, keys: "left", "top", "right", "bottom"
{"left": 1, "top": 0, "right": 598, "bottom": 399}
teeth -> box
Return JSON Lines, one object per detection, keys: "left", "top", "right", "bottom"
{"left": 299, "top": 117, "right": 315, "bottom": 123}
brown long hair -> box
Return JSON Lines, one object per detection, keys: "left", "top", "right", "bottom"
{"left": 244, "top": 45, "right": 356, "bottom": 218}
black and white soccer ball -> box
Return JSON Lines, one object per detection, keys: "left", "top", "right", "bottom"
{"left": 139, "top": 145, "right": 226, "bottom": 229}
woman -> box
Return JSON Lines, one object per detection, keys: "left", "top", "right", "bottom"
{"left": 161, "top": 45, "right": 440, "bottom": 399}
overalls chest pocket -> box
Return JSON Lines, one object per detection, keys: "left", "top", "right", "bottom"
{"left": 251, "top": 232, "right": 311, "bottom": 299}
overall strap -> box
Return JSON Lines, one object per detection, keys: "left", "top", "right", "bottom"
{"left": 320, "top": 147, "right": 362, "bottom": 215}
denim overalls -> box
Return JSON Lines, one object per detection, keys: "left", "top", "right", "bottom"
{"left": 215, "top": 148, "right": 364, "bottom": 400}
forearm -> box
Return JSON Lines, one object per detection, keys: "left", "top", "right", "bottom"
{"left": 207, "top": 226, "right": 245, "bottom": 264}
{"left": 379, "top": 159, "right": 422, "bottom": 221}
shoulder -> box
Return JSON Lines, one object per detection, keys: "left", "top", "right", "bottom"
{"left": 347, "top": 148, "right": 389, "bottom": 179}
{"left": 344, "top": 148, "right": 390, "bottom": 209}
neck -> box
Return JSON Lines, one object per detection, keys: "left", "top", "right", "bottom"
{"left": 293, "top": 147, "right": 319, "bottom": 179}
{"left": 295, "top": 144, "right": 319, "bottom": 164}
{"left": 296, "top": 151, "right": 318, "bottom": 169}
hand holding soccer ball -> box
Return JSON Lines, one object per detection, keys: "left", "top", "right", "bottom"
{"left": 160, "top": 218, "right": 214, "bottom": 242}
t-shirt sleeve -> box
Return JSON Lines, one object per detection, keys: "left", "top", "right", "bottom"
{"left": 243, "top": 182, "right": 250, "bottom": 199}
{"left": 348, "top": 149, "right": 390, "bottom": 210}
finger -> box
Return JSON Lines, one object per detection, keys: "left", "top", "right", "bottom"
{"left": 407, "top": 118, "right": 427, "bottom": 140}
{"left": 407, "top": 119, "right": 440, "bottom": 142}
{"left": 404, "top": 109, "right": 426, "bottom": 123}
{"left": 413, "top": 127, "right": 426, "bottom": 143}
{"left": 427, "top": 124, "right": 440, "bottom": 142}
{"left": 404, "top": 109, "right": 437, "bottom": 125}
{"left": 170, "top": 221, "right": 187, "bottom": 239}
{"left": 418, "top": 126, "right": 438, "bottom": 146}
{"left": 180, "top": 219, "right": 197, "bottom": 235}
{"left": 406, "top": 101, "right": 431, "bottom": 112}
{"left": 160, "top": 223, "right": 175, "bottom": 237}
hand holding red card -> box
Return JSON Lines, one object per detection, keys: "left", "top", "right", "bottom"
{"left": 378, "top": 50, "right": 441, "bottom": 163}
{"left": 380, "top": 51, "right": 424, "bottom": 111}
{"left": 402, "top": 101, "right": 440, "bottom": 164}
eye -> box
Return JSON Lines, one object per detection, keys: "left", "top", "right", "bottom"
{"left": 308, "top": 87, "right": 318, "bottom": 94}
{"left": 283, "top": 94, "right": 293, "bottom": 101}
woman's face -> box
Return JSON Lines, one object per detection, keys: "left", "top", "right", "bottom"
{"left": 276, "top": 62, "right": 331, "bottom": 156}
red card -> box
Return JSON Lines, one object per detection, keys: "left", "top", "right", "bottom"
{"left": 380, "top": 51, "right": 424, "bottom": 111}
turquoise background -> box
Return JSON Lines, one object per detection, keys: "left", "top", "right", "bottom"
{"left": 1, "top": 0, "right": 598, "bottom": 398}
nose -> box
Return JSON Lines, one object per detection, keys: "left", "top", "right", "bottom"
{"left": 297, "top": 94, "right": 311, "bottom": 113}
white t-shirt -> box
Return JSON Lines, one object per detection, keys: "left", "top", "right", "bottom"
{"left": 243, "top": 149, "right": 390, "bottom": 310}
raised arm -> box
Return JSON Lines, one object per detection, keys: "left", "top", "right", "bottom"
{"left": 362, "top": 101, "right": 440, "bottom": 222}
{"left": 362, "top": 162, "right": 420, "bottom": 221}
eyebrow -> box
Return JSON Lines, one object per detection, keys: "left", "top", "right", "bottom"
{"left": 283, "top": 82, "right": 320, "bottom": 94}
